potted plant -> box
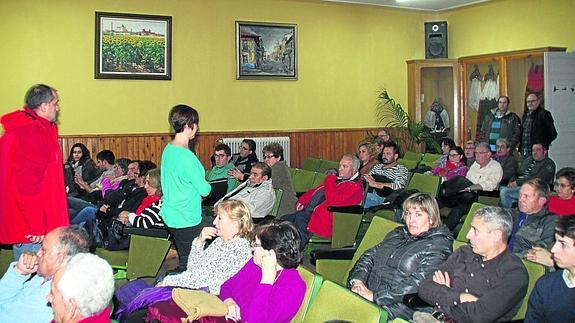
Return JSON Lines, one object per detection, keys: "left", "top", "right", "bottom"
{"left": 373, "top": 88, "right": 440, "bottom": 153}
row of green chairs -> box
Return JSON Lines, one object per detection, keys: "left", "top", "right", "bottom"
{"left": 294, "top": 266, "right": 386, "bottom": 323}
{"left": 301, "top": 157, "right": 339, "bottom": 174}
{"left": 402, "top": 151, "right": 442, "bottom": 169}
{"left": 290, "top": 168, "right": 327, "bottom": 194}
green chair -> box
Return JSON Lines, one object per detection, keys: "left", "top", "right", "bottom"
{"left": 420, "top": 153, "right": 442, "bottom": 167}
{"left": 292, "top": 168, "right": 317, "bottom": 194}
{"left": 292, "top": 266, "right": 324, "bottom": 323}
{"left": 316, "top": 216, "right": 401, "bottom": 285}
{"left": 269, "top": 188, "right": 284, "bottom": 218}
{"left": 301, "top": 157, "right": 322, "bottom": 172}
{"left": 96, "top": 232, "right": 171, "bottom": 280}
{"left": 455, "top": 202, "right": 487, "bottom": 242}
{"left": 0, "top": 245, "right": 13, "bottom": 274}
{"left": 289, "top": 167, "right": 297, "bottom": 178}
{"left": 452, "top": 239, "right": 467, "bottom": 250}
{"left": 512, "top": 259, "right": 545, "bottom": 321}
{"left": 402, "top": 151, "right": 423, "bottom": 162}
{"left": 310, "top": 172, "right": 326, "bottom": 189}
{"left": 397, "top": 158, "right": 418, "bottom": 170}
{"left": 316, "top": 160, "right": 339, "bottom": 174}
{"left": 303, "top": 280, "right": 387, "bottom": 323}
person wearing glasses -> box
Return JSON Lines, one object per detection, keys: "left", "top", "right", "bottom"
{"left": 203, "top": 143, "right": 237, "bottom": 207}
{"left": 229, "top": 139, "right": 259, "bottom": 181}
{"left": 263, "top": 143, "right": 297, "bottom": 216}
{"left": 431, "top": 146, "right": 468, "bottom": 182}
{"left": 548, "top": 167, "right": 575, "bottom": 216}
{"left": 492, "top": 138, "right": 518, "bottom": 186}
{"left": 440, "top": 142, "right": 503, "bottom": 231}
{"left": 520, "top": 93, "right": 557, "bottom": 160}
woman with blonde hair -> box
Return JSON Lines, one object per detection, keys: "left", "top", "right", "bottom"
{"left": 347, "top": 192, "right": 452, "bottom": 321}
{"left": 159, "top": 199, "right": 253, "bottom": 294}
{"left": 358, "top": 141, "right": 380, "bottom": 176}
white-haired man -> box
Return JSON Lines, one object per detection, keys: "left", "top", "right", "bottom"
{"left": 48, "top": 253, "right": 114, "bottom": 323}
{"left": 0, "top": 226, "right": 89, "bottom": 323}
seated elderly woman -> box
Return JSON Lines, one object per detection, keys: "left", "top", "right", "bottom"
{"left": 48, "top": 253, "right": 114, "bottom": 323}
{"left": 262, "top": 142, "right": 297, "bottom": 216}
{"left": 117, "top": 168, "right": 164, "bottom": 229}
{"left": 347, "top": 193, "right": 453, "bottom": 321}
{"left": 219, "top": 221, "right": 306, "bottom": 322}
{"left": 358, "top": 140, "right": 380, "bottom": 176}
{"left": 158, "top": 199, "right": 253, "bottom": 294}
{"left": 431, "top": 146, "right": 467, "bottom": 182}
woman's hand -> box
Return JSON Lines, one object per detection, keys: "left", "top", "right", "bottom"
{"left": 525, "top": 247, "right": 554, "bottom": 267}
{"left": 351, "top": 281, "right": 374, "bottom": 301}
{"left": 196, "top": 227, "right": 217, "bottom": 247}
{"left": 223, "top": 298, "right": 241, "bottom": 321}
{"left": 100, "top": 204, "right": 110, "bottom": 213}
{"left": 117, "top": 211, "right": 129, "bottom": 224}
{"left": 260, "top": 249, "right": 278, "bottom": 285}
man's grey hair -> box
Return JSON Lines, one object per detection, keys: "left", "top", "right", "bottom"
{"left": 57, "top": 253, "right": 114, "bottom": 317}
{"left": 475, "top": 142, "right": 491, "bottom": 152}
{"left": 342, "top": 154, "right": 361, "bottom": 172}
{"left": 25, "top": 84, "right": 56, "bottom": 109}
{"left": 53, "top": 225, "right": 89, "bottom": 259}
{"left": 473, "top": 206, "right": 513, "bottom": 241}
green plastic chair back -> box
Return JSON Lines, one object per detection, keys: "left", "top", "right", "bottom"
{"left": 301, "top": 157, "right": 322, "bottom": 172}
{"left": 97, "top": 234, "right": 171, "bottom": 280}
{"left": 345, "top": 217, "right": 401, "bottom": 282}
{"left": 317, "top": 160, "right": 339, "bottom": 174}
{"left": 403, "top": 151, "right": 423, "bottom": 162}
{"left": 397, "top": 158, "right": 418, "bottom": 170}
{"left": 421, "top": 153, "right": 442, "bottom": 167}
{"left": 512, "top": 260, "right": 545, "bottom": 321}
{"left": 310, "top": 172, "right": 326, "bottom": 189}
{"left": 331, "top": 211, "right": 363, "bottom": 249}
{"left": 406, "top": 173, "right": 441, "bottom": 197}
{"left": 292, "top": 168, "right": 316, "bottom": 193}
{"left": 456, "top": 202, "right": 487, "bottom": 242}
{"left": 269, "top": 188, "right": 283, "bottom": 217}
{"left": 452, "top": 240, "right": 467, "bottom": 250}
{"left": 303, "top": 280, "right": 386, "bottom": 323}
{"left": 292, "top": 266, "right": 324, "bottom": 323}
{"left": 0, "top": 246, "right": 13, "bottom": 275}
{"left": 289, "top": 167, "right": 297, "bottom": 178}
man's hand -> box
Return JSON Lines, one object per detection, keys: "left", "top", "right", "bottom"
{"left": 224, "top": 298, "right": 241, "bottom": 321}
{"left": 227, "top": 169, "right": 244, "bottom": 181}
{"left": 525, "top": 247, "right": 554, "bottom": 267}
{"left": 14, "top": 251, "right": 39, "bottom": 275}
{"left": 460, "top": 293, "right": 479, "bottom": 303}
{"left": 25, "top": 234, "right": 44, "bottom": 244}
{"left": 351, "top": 280, "right": 374, "bottom": 301}
{"left": 296, "top": 203, "right": 304, "bottom": 211}
{"left": 432, "top": 271, "right": 451, "bottom": 287}
{"left": 100, "top": 204, "right": 110, "bottom": 213}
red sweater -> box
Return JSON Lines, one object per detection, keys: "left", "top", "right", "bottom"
{"left": 0, "top": 107, "right": 68, "bottom": 244}
{"left": 299, "top": 173, "right": 364, "bottom": 237}
{"left": 548, "top": 195, "right": 575, "bottom": 217}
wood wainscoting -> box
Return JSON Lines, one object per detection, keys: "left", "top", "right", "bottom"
{"left": 59, "top": 127, "right": 400, "bottom": 168}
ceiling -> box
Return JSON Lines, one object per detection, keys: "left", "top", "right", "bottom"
{"left": 322, "top": 0, "right": 491, "bottom": 12}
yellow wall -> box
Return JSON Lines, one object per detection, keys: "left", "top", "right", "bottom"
{"left": 0, "top": 0, "right": 424, "bottom": 134}
{"left": 0, "top": 0, "right": 573, "bottom": 135}
{"left": 444, "top": 0, "right": 574, "bottom": 57}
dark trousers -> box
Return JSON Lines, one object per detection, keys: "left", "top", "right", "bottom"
{"left": 167, "top": 225, "right": 203, "bottom": 270}
{"left": 281, "top": 210, "right": 313, "bottom": 249}
{"left": 441, "top": 191, "right": 477, "bottom": 231}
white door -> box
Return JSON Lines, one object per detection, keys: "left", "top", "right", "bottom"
{"left": 544, "top": 52, "right": 575, "bottom": 171}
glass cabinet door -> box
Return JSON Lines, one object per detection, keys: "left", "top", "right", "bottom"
{"left": 464, "top": 61, "right": 501, "bottom": 142}
{"left": 420, "top": 66, "right": 455, "bottom": 150}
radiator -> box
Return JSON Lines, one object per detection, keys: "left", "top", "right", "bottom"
{"left": 221, "top": 136, "right": 290, "bottom": 166}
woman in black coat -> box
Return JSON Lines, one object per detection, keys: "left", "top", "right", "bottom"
{"left": 347, "top": 192, "right": 453, "bottom": 321}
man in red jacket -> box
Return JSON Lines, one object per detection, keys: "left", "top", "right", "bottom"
{"left": 282, "top": 154, "right": 364, "bottom": 247}
{"left": 0, "top": 84, "right": 69, "bottom": 260}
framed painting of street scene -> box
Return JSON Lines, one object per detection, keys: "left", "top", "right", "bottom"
{"left": 95, "top": 12, "right": 172, "bottom": 80}
{"left": 236, "top": 21, "right": 297, "bottom": 80}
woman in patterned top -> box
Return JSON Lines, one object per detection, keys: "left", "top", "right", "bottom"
{"left": 158, "top": 200, "right": 253, "bottom": 294}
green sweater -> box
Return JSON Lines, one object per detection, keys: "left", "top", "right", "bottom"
{"left": 160, "top": 144, "right": 211, "bottom": 228}
{"left": 207, "top": 162, "right": 236, "bottom": 193}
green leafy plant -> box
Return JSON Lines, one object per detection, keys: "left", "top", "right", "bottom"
{"left": 374, "top": 88, "right": 440, "bottom": 153}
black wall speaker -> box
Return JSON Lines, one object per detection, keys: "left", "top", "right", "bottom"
{"left": 425, "top": 21, "right": 448, "bottom": 59}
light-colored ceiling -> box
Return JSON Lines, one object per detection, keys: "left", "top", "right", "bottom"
{"left": 323, "top": 0, "right": 491, "bottom": 12}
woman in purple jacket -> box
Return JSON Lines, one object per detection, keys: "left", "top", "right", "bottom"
{"left": 219, "top": 221, "right": 306, "bottom": 323}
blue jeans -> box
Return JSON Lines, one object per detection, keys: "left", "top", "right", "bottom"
{"left": 363, "top": 191, "right": 386, "bottom": 209}
{"left": 71, "top": 206, "right": 98, "bottom": 224}
{"left": 499, "top": 186, "right": 520, "bottom": 208}
{"left": 12, "top": 242, "right": 41, "bottom": 261}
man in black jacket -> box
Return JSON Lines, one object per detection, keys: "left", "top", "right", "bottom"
{"left": 415, "top": 206, "right": 528, "bottom": 323}
{"left": 520, "top": 93, "right": 557, "bottom": 159}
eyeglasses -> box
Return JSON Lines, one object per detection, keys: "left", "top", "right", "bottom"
{"left": 264, "top": 154, "right": 277, "bottom": 160}
{"left": 448, "top": 154, "right": 460, "bottom": 157}
{"left": 250, "top": 241, "right": 262, "bottom": 248}
{"left": 240, "top": 146, "right": 249, "bottom": 151}
{"left": 213, "top": 154, "right": 229, "bottom": 159}
{"left": 474, "top": 151, "right": 490, "bottom": 155}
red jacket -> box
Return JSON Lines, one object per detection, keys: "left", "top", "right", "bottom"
{"left": 0, "top": 107, "right": 68, "bottom": 244}
{"left": 299, "top": 173, "right": 364, "bottom": 237}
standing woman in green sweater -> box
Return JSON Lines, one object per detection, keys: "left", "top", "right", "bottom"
{"left": 160, "top": 105, "right": 212, "bottom": 271}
